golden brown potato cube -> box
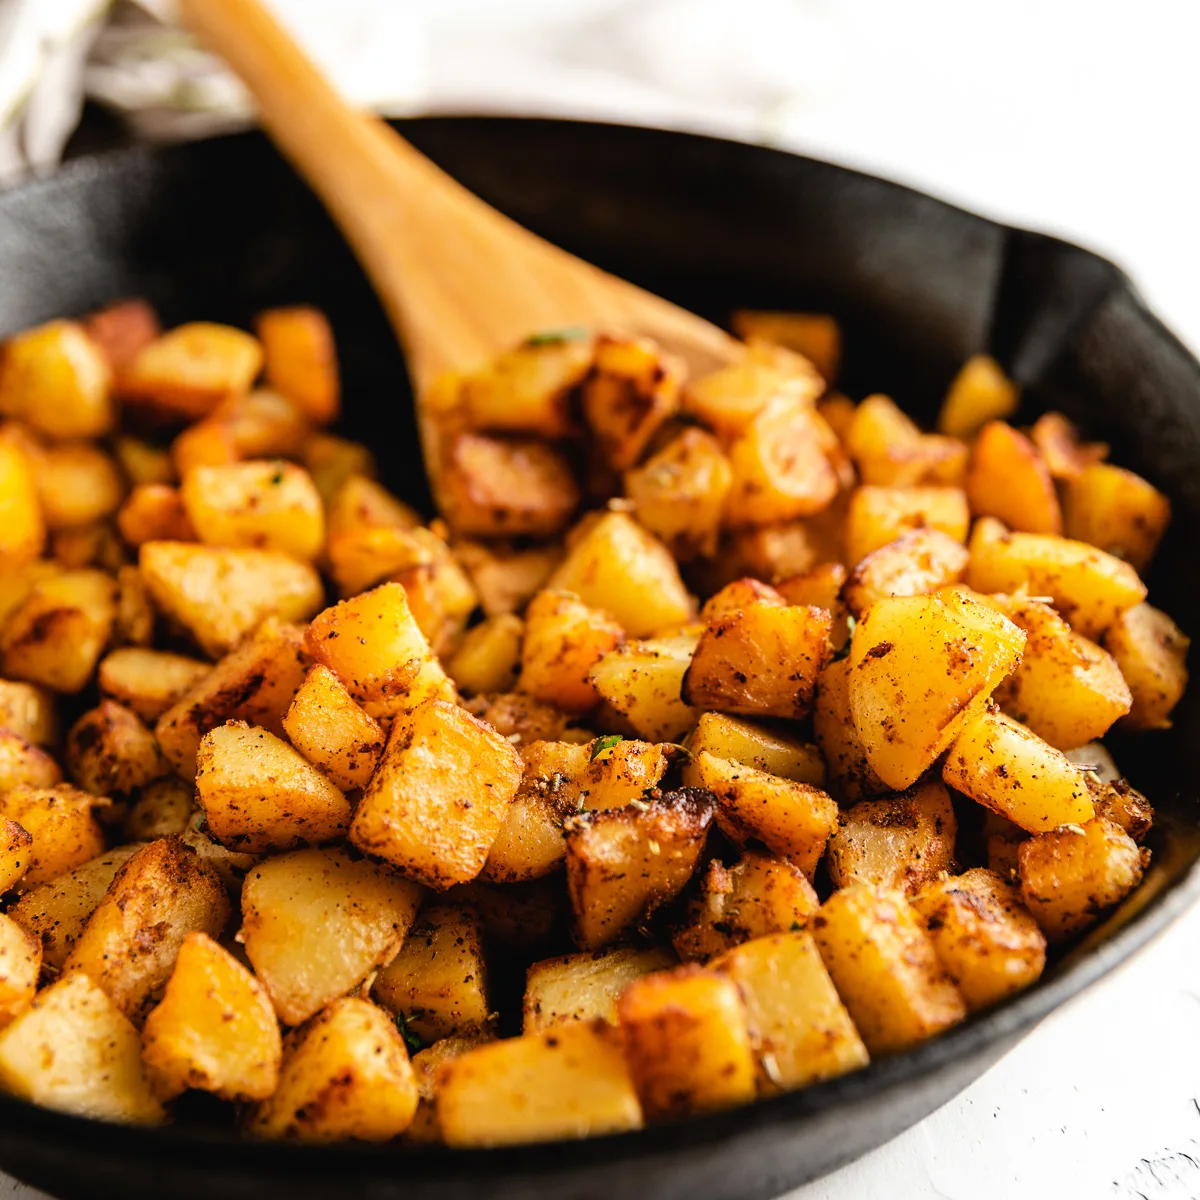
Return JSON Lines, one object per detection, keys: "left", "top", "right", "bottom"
{"left": 116, "top": 483, "right": 196, "bottom": 545}
{"left": 112, "top": 564, "right": 154, "bottom": 647}
{"left": 0, "top": 913, "right": 39, "bottom": 1027}
{"left": 937, "top": 354, "right": 1019, "bottom": 439}
{"left": 140, "top": 540, "right": 322, "bottom": 658}
{"left": 246, "top": 997, "right": 418, "bottom": 1142}
{"left": 711, "top": 505, "right": 845, "bottom": 589}
{"left": 119, "top": 322, "right": 262, "bottom": 421}
{"left": 943, "top": 706, "right": 1094, "bottom": 833}
{"left": 564, "top": 788, "right": 713, "bottom": 949}
{"left": 911, "top": 868, "right": 1046, "bottom": 1011}
{"left": 467, "top": 691, "right": 571, "bottom": 745}
{"left": 350, "top": 698, "right": 522, "bottom": 889}
{"left": 523, "top": 945, "right": 676, "bottom": 1034}
{"left": 560, "top": 737, "right": 667, "bottom": 813}
{"left": 699, "top": 576, "right": 785, "bottom": 620}
{"left": 196, "top": 722, "right": 351, "bottom": 852}
{"left": 0, "top": 432, "right": 45, "bottom": 565}
{"left": 1104, "top": 603, "right": 1189, "bottom": 730}
{"left": 1029, "top": 411, "right": 1108, "bottom": 482}
{"left": 141, "top": 931, "right": 281, "bottom": 1101}
{"left": 966, "top": 517, "right": 1146, "bottom": 639}
{"left": 446, "top": 614, "right": 523, "bottom": 696}
{"left": 844, "top": 484, "right": 970, "bottom": 565}
{"left": 688, "top": 712, "right": 824, "bottom": 786}
{"left": 811, "top": 883, "right": 966, "bottom": 1055}
{"left": 714, "top": 931, "right": 869, "bottom": 1092}
{"left": 326, "top": 520, "right": 437, "bottom": 607}
{"left": 812, "top": 658, "right": 886, "bottom": 803}
{"left": 0, "top": 971, "right": 163, "bottom": 1124}
{"left": 687, "top": 752, "right": 837, "bottom": 877}
{"left": 731, "top": 310, "right": 841, "bottom": 382}
{"left": 0, "top": 818, "right": 32, "bottom": 892}
{"left": 64, "top": 836, "right": 230, "bottom": 1022}
{"left": 437, "top": 1018, "right": 641, "bottom": 1146}
{"left": 83, "top": 298, "right": 160, "bottom": 372}
{"left": 454, "top": 538, "right": 562, "bottom": 618}
{"left": 683, "top": 353, "right": 822, "bottom": 438}
{"left": 47, "top": 520, "right": 123, "bottom": 573}
{"left": 447, "top": 876, "right": 568, "bottom": 957}
{"left": 385, "top": 530, "right": 479, "bottom": 657}
{"left": 0, "top": 568, "right": 116, "bottom": 693}
{"left": 32, "top": 441, "right": 125, "bottom": 531}
{"left": 123, "top": 776, "right": 195, "bottom": 841}
{"left": 618, "top": 965, "right": 756, "bottom": 1120}
{"left": 0, "top": 319, "right": 114, "bottom": 439}
{"left": 1018, "top": 817, "right": 1147, "bottom": 940}
{"left": 325, "top": 473, "right": 419, "bottom": 541}
{"left": 846, "top": 395, "right": 968, "bottom": 487}
{"left": 255, "top": 305, "right": 340, "bottom": 425}
{"left": 966, "top": 420, "right": 1061, "bottom": 534}
{"left": 183, "top": 389, "right": 311, "bottom": 469}
{"left": 240, "top": 846, "right": 422, "bottom": 1026}
{"left": 672, "top": 851, "right": 818, "bottom": 962}
{"left": 281, "top": 664, "right": 385, "bottom": 791}
{"left": 848, "top": 588, "right": 1026, "bottom": 791}
{"left": 0, "top": 784, "right": 105, "bottom": 886}
{"left": 588, "top": 632, "right": 700, "bottom": 742}
{"left": 625, "top": 427, "right": 733, "bottom": 560}
{"left": 776, "top": 561, "right": 850, "bottom": 646}
{"left": 64, "top": 701, "right": 166, "bottom": 797}
{"left": 842, "top": 527, "right": 969, "bottom": 618}
{"left": 826, "top": 781, "right": 958, "bottom": 895}
{"left": 1088, "top": 777, "right": 1153, "bottom": 842}
{"left": 0, "top": 729, "right": 61, "bottom": 795}
{"left": 373, "top": 904, "right": 490, "bottom": 1042}
{"left": 548, "top": 511, "right": 692, "bottom": 637}
{"left": 98, "top": 647, "right": 210, "bottom": 723}
{"left": 299, "top": 432, "right": 374, "bottom": 506}
{"left": 170, "top": 418, "right": 238, "bottom": 476}
{"left": 1062, "top": 462, "right": 1170, "bottom": 572}
{"left": 0, "top": 679, "right": 56, "bottom": 746}
{"left": 404, "top": 1033, "right": 492, "bottom": 1144}
{"left": 683, "top": 601, "right": 830, "bottom": 721}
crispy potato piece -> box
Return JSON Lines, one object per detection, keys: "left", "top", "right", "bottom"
{"left": 437, "top": 1018, "right": 641, "bottom": 1146}
{"left": 298, "top": 432, "right": 374, "bottom": 506}
{"left": 98, "top": 648, "right": 211, "bottom": 723}
{"left": 1029, "top": 412, "right": 1108, "bottom": 482}
{"left": 64, "top": 701, "right": 167, "bottom": 797}
{"left": 117, "top": 483, "right": 196, "bottom": 545}
{"left": 112, "top": 564, "right": 154, "bottom": 647}
{"left": 31, "top": 442, "right": 124, "bottom": 531}
{"left": 1103, "top": 603, "right": 1188, "bottom": 730}
{"left": 1062, "top": 462, "right": 1170, "bottom": 572}
{"left": 454, "top": 538, "right": 562, "bottom": 618}
{"left": 0, "top": 729, "right": 62, "bottom": 795}
{"left": 0, "top": 972, "right": 163, "bottom": 1124}
{"left": 467, "top": 691, "right": 571, "bottom": 745}
{"left": 1088, "top": 777, "right": 1153, "bottom": 842}
{"left": 0, "top": 818, "right": 32, "bottom": 892}
{"left": 717, "top": 504, "right": 846, "bottom": 586}
{"left": 325, "top": 473, "right": 419, "bottom": 540}
{"left": 240, "top": 847, "right": 422, "bottom": 1026}
{"left": 447, "top": 614, "right": 523, "bottom": 696}
{"left": 1018, "top": 818, "right": 1147, "bottom": 940}
{"left": 327, "top": 521, "right": 436, "bottom": 601}
{"left": 282, "top": 664, "right": 385, "bottom": 791}
{"left": 700, "top": 577, "right": 785, "bottom": 621}
{"left": 447, "top": 876, "right": 568, "bottom": 957}
{"left": 588, "top": 632, "right": 700, "bottom": 742}
{"left": 196, "top": 722, "right": 351, "bottom": 852}
{"left": 404, "top": 1033, "right": 493, "bottom": 1144}
{"left": 83, "top": 299, "right": 161, "bottom": 372}
{"left": 142, "top": 931, "right": 281, "bottom": 1101}
{"left": 47, "top": 520, "right": 124, "bottom": 572}
{"left": 812, "top": 658, "right": 887, "bottom": 803}
{"left": 687, "top": 712, "right": 824, "bottom": 786}
{"left": 826, "top": 781, "right": 958, "bottom": 895}
{"left": 174, "top": 390, "right": 310, "bottom": 475}
{"left": 943, "top": 706, "right": 1094, "bottom": 833}
{"left": 844, "top": 484, "right": 970, "bottom": 565}
{"left": 123, "top": 776, "right": 194, "bottom": 841}
{"left": 0, "top": 679, "right": 56, "bottom": 746}
{"left": 811, "top": 883, "right": 965, "bottom": 1055}
{"left": 618, "top": 965, "right": 756, "bottom": 1120}
{"left": 0, "top": 784, "right": 105, "bottom": 886}
{"left": 255, "top": 306, "right": 340, "bottom": 424}
{"left": 351, "top": 698, "right": 522, "bottom": 889}
{"left": 559, "top": 738, "right": 667, "bottom": 813}
{"left": 842, "top": 527, "right": 969, "bottom": 618}
{"left": 777, "top": 561, "right": 850, "bottom": 649}
{"left": 684, "top": 353, "right": 822, "bottom": 438}
{"left": 967, "top": 420, "right": 1061, "bottom": 534}
{"left": 246, "top": 997, "right": 418, "bottom": 1142}
{"left": 937, "top": 354, "right": 1019, "bottom": 439}
{"left": 0, "top": 431, "right": 44, "bottom": 565}
{"left": 846, "top": 395, "right": 968, "bottom": 487}
{"left": 0, "top": 913, "right": 39, "bottom": 1027}
{"left": 564, "top": 788, "right": 713, "bottom": 949}
{"left": 383, "top": 529, "right": 479, "bottom": 656}
{"left": 140, "top": 540, "right": 322, "bottom": 658}
{"left": 983, "top": 810, "right": 1026, "bottom": 878}
{"left": 847, "top": 588, "right": 1025, "bottom": 790}
{"left": 731, "top": 311, "right": 840, "bottom": 382}
{"left": 911, "top": 868, "right": 1046, "bottom": 1011}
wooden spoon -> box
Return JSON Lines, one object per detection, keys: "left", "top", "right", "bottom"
{"left": 178, "top": 0, "right": 741, "bottom": 494}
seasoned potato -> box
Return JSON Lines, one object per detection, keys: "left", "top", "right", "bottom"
{"left": 0, "top": 784, "right": 105, "bottom": 885}
{"left": 142, "top": 931, "right": 281, "bottom": 1101}
{"left": 117, "top": 483, "right": 196, "bottom": 545}
{"left": 178, "top": 389, "right": 310, "bottom": 471}
{"left": 0, "top": 914, "right": 39, "bottom": 1026}
{"left": 240, "top": 847, "right": 422, "bottom": 1026}
{"left": 112, "top": 434, "right": 173, "bottom": 491}
{"left": 687, "top": 712, "right": 824, "bottom": 786}
{"left": 1062, "top": 462, "right": 1170, "bottom": 572}
{"left": 64, "top": 701, "right": 167, "bottom": 797}
{"left": 123, "top": 776, "right": 194, "bottom": 840}
{"left": 588, "top": 632, "right": 700, "bottom": 742}
{"left": 282, "top": 664, "right": 385, "bottom": 791}
{"left": 911, "top": 868, "right": 1046, "bottom": 1011}
{"left": 446, "top": 614, "right": 523, "bottom": 696}
{"left": 448, "top": 876, "right": 568, "bottom": 958}
{"left": 559, "top": 738, "right": 666, "bottom": 813}
{"left": 718, "top": 507, "right": 845, "bottom": 585}
{"left": 845, "top": 395, "right": 967, "bottom": 488}
{"left": 0, "top": 431, "right": 45, "bottom": 565}
{"left": 453, "top": 538, "right": 560, "bottom": 619}
{"left": 731, "top": 310, "right": 840, "bottom": 382}
{"left": 811, "top": 883, "right": 966, "bottom": 1055}
{"left": 247, "top": 997, "right": 418, "bottom": 1142}
{"left": 1103, "top": 603, "right": 1189, "bottom": 730}
{"left": 0, "top": 818, "right": 33, "bottom": 892}
{"left": 1088, "top": 776, "right": 1153, "bottom": 842}
{"left": 1018, "top": 818, "right": 1147, "bottom": 940}
{"left": 775, "top": 560, "right": 847, "bottom": 621}
{"left": 298, "top": 432, "right": 374, "bottom": 506}
{"left": 844, "top": 485, "right": 970, "bottom": 565}
{"left": 937, "top": 354, "right": 1019, "bottom": 439}
{"left": 404, "top": 1033, "right": 492, "bottom": 1144}
{"left": 325, "top": 473, "right": 419, "bottom": 544}
{"left": 842, "top": 527, "right": 969, "bottom": 618}
{"left": 812, "top": 658, "right": 886, "bottom": 803}
{"left": 683, "top": 352, "right": 822, "bottom": 437}
{"left": 966, "top": 420, "right": 1061, "bottom": 534}
{"left": 467, "top": 691, "right": 572, "bottom": 746}
{"left": 31, "top": 441, "right": 125, "bottom": 531}
{"left": 1029, "top": 411, "right": 1108, "bottom": 482}
{"left": 0, "top": 729, "right": 62, "bottom": 795}
{"left": 98, "top": 648, "right": 211, "bottom": 722}
{"left": 112, "top": 565, "right": 154, "bottom": 647}
{"left": 255, "top": 305, "right": 340, "bottom": 424}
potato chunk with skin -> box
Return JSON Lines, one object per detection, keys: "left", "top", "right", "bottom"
{"left": 811, "top": 883, "right": 966, "bottom": 1056}
{"left": 0, "top": 819, "right": 32, "bottom": 892}
{"left": 844, "top": 485, "right": 970, "bottom": 566}
{"left": 140, "top": 540, "right": 322, "bottom": 658}
{"left": 196, "top": 722, "right": 351, "bottom": 852}
{"left": 700, "top": 577, "right": 785, "bottom": 621}
{"left": 518, "top": 589, "right": 623, "bottom": 715}
{"left": 142, "top": 932, "right": 281, "bottom": 1101}
{"left": 1029, "top": 411, "right": 1108, "bottom": 482}
{"left": 848, "top": 589, "right": 1026, "bottom": 791}
{"left": 124, "top": 776, "right": 194, "bottom": 841}
{"left": 1063, "top": 462, "right": 1170, "bottom": 572}
{"left": 966, "top": 420, "right": 1062, "bottom": 534}
{"left": 842, "top": 527, "right": 969, "bottom": 618}
{"left": 937, "top": 354, "right": 1019, "bottom": 439}
{"left": 827, "top": 781, "right": 958, "bottom": 895}
{"left": 912, "top": 868, "right": 1046, "bottom": 1011}
{"left": 0, "top": 785, "right": 105, "bottom": 886}
{"left": 98, "top": 648, "right": 211, "bottom": 723}
{"left": 813, "top": 658, "right": 887, "bottom": 803}
{"left": 0, "top": 972, "right": 164, "bottom": 1125}
{"left": 944, "top": 706, "right": 1094, "bottom": 834}
{"left": 446, "top": 614, "right": 523, "bottom": 696}
{"left": 255, "top": 305, "right": 340, "bottom": 424}
{"left": 351, "top": 698, "right": 523, "bottom": 890}
{"left": 1088, "top": 776, "right": 1154, "bottom": 842}
{"left": 588, "top": 633, "right": 700, "bottom": 742}
{"left": 618, "top": 965, "right": 756, "bottom": 1120}
{"left": 687, "top": 712, "right": 825, "bottom": 786}
{"left": 559, "top": 738, "right": 667, "bottom": 813}
{"left": 240, "top": 847, "right": 423, "bottom": 1026}
{"left": 1104, "top": 603, "right": 1189, "bottom": 730}
{"left": 282, "top": 664, "right": 385, "bottom": 791}
{"left": 0, "top": 914, "right": 39, "bottom": 1027}
{"left": 1018, "top": 818, "right": 1147, "bottom": 940}
{"left": 246, "top": 997, "right": 419, "bottom": 1143}
{"left": 84, "top": 299, "right": 160, "bottom": 373}
{"left": 437, "top": 1018, "right": 642, "bottom": 1146}
{"left": 0, "top": 729, "right": 62, "bottom": 795}
{"left": 65, "top": 701, "right": 167, "bottom": 797}
{"left": 731, "top": 311, "right": 840, "bottom": 382}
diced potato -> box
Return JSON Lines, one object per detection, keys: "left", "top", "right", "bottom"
{"left": 844, "top": 485, "right": 970, "bottom": 565}
{"left": 437, "top": 1018, "right": 641, "bottom": 1146}
{"left": 0, "top": 729, "right": 61, "bottom": 795}
{"left": 98, "top": 647, "right": 211, "bottom": 723}
{"left": 177, "top": 390, "right": 310, "bottom": 471}
{"left": 32, "top": 441, "right": 125, "bottom": 531}
{"left": 0, "top": 818, "right": 32, "bottom": 892}
{"left": 966, "top": 517, "right": 1146, "bottom": 639}
{"left": 246, "top": 997, "right": 418, "bottom": 1142}
{"left": 842, "top": 527, "right": 969, "bottom": 618}
{"left": 846, "top": 395, "right": 968, "bottom": 487}
{"left": 141, "top": 931, "right": 281, "bottom": 1101}
{"left": 64, "top": 837, "right": 230, "bottom": 1022}
{"left": 1089, "top": 777, "right": 1153, "bottom": 842}
{"left": 683, "top": 602, "right": 830, "bottom": 721}
{"left": 1029, "top": 412, "right": 1108, "bottom": 482}
{"left": 404, "top": 1033, "right": 492, "bottom": 1144}
{"left": 47, "top": 520, "right": 123, "bottom": 572}
{"left": 559, "top": 738, "right": 667, "bottom": 813}
{"left": 715, "top": 931, "right": 869, "bottom": 1091}
{"left": 811, "top": 883, "right": 966, "bottom": 1055}
{"left": 564, "top": 788, "right": 713, "bottom": 949}
{"left": 547, "top": 512, "right": 692, "bottom": 637}
{"left": 911, "top": 868, "right": 1046, "bottom": 1011}
{"left": 240, "top": 846, "right": 423, "bottom": 1026}
{"left": 683, "top": 353, "right": 822, "bottom": 438}
{"left": 384, "top": 528, "right": 480, "bottom": 656}
{"left": 112, "top": 565, "right": 154, "bottom": 647}
{"left": 731, "top": 310, "right": 841, "bottom": 383}
{"left": 454, "top": 538, "right": 562, "bottom": 618}
{"left": 448, "top": 876, "right": 568, "bottom": 958}
{"left": 117, "top": 483, "right": 196, "bottom": 545}
{"left": 123, "top": 776, "right": 194, "bottom": 840}
{"left": 812, "top": 658, "right": 886, "bottom": 803}
{"left": 0, "top": 913, "right": 39, "bottom": 1026}
{"left": 467, "top": 691, "right": 571, "bottom": 745}
{"left": 1104, "top": 603, "right": 1189, "bottom": 730}
{"left": 0, "top": 784, "right": 105, "bottom": 886}
{"left": 618, "top": 965, "right": 756, "bottom": 1119}
{"left": 1062, "top": 462, "right": 1170, "bottom": 572}
{"left": 325, "top": 473, "right": 418, "bottom": 540}
{"left": 299, "top": 432, "right": 374, "bottom": 506}
{"left": 195, "top": 722, "right": 351, "bottom": 852}
{"left": 687, "top": 712, "right": 825, "bottom": 786}
{"left": 848, "top": 588, "right": 1026, "bottom": 790}
{"left": 0, "top": 679, "right": 57, "bottom": 746}
{"left": 255, "top": 306, "right": 340, "bottom": 424}
{"left": 170, "top": 418, "right": 237, "bottom": 475}
{"left": 826, "top": 781, "right": 958, "bottom": 894}
{"left": 350, "top": 698, "right": 522, "bottom": 889}
{"left": 776, "top": 561, "right": 850, "bottom": 649}
{"left": 943, "top": 706, "right": 1094, "bottom": 833}
{"left": 140, "top": 540, "right": 322, "bottom": 658}
{"left": 988, "top": 810, "right": 1032, "bottom": 875}
{"left": 937, "top": 355, "right": 1019, "bottom": 439}
{"left": 0, "top": 972, "right": 163, "bottom": 1124}
{"left": 83, "top": 299, "right": 160, "bottom": 372}
{"left": 281, "top": 664, "right": 384, "bottom": 791}
{"left": 699, "top": 577, "right": 785, "bottom": 620}
{"left": 446, "top": 614, "right": 523, "bottom": 696}
{"left": 588, "top": 632, "right": 700, "bottom": 741}
{"left": 1018, "top": 817, "right": 1147, "bottom": 940}
{"left": 966, "top": 420, "right": 1061, "bottom": 534}
{"left": 0, "top": 431, "right": 44, "bottom": 566}
{"left": 718, "top": 505, "right": 845, "bottom": 585}
{"left": 63, "top": 701, "right": 166, "bottom": 798}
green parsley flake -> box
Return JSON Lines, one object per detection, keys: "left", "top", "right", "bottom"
{"left": 590, "top": 734, "right": 623, "bottom": 762}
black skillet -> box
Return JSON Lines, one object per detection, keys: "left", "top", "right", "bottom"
{"left": 0, "top": 117, "right": 1197, "bottom": 1200}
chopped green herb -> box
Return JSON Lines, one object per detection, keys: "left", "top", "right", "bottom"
{"left": 789, "top": 921, "right": 803, "bottom": 932}
{"left": 832, "top": 615, "right": 857, "bottom": 661}
{"left": 526, "top": 327, "right": 589, "bottom": 346}
{"left": 269, "top": 468, "right": 285, "bottom": 485}
{"left": 395, "top": 1011, "right": 425, "bottom": 1056}
{"left": 590, "top": 734, "right": 623, "bottom": 762}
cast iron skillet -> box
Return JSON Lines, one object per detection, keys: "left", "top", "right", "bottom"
{"left": 0, "top": 118, "right": 1198, "bottom": 1200}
